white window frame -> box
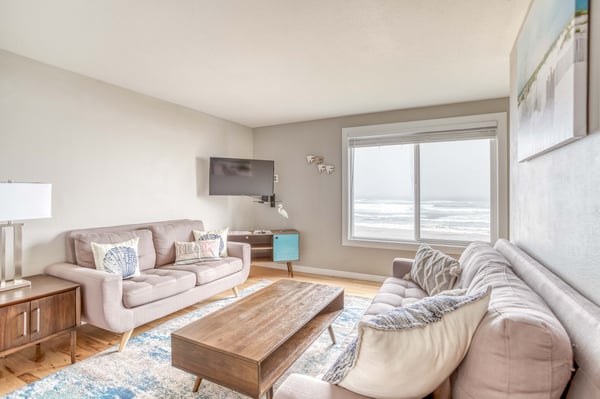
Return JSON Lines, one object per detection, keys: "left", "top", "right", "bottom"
{"left": 341, "top": 112, "right": 508, "bottom": 254}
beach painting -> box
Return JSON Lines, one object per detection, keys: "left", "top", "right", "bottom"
{"left": 516, "top": 0, "right": 588, "bottom": 161}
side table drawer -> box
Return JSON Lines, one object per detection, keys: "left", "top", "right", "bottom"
{"left": 30, "top": 290, "right": 77, "bottom": 342}
{"left": 0, "top": 302, "right": 30, "bottom": 351}
{"left": 273, "top": 234, "right": 299, "bottom": 262}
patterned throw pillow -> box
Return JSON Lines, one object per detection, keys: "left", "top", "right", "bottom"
{"left": 410, "top": 243, "right": 461, "bottom": 295}
{"left": 323, "top": 287, "right": 492, "bottom": 399}
{"left": 193, "top": 228, "right": 229, "bottom": 257}
{"left": 174, "top": 240, "right": 221, "bottom": 265}
{"left": 91, "top": 238, "right": 140, "bottom": 279}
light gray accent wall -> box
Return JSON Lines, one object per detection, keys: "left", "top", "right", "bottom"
{"left": 253, "top": 99, "right": 508, "bottom": 277}
{"left": 0, "top": 50, "right": 254, "bottom": 276}
{"left": 509, "top": 5, "right": 600, "bottom": 306}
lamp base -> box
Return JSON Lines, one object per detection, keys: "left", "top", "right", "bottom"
{"left": 0, "top": 278, "right": 31, "bottom": 292}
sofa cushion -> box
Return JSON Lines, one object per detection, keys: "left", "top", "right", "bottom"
{"left": 363, "top": 277, "right": 427, "bottom": 318}
{"left": 121, "top": 268, "right": 196, "bottom": 308}
{"left": 73, "top": 229, "right": 156, "bottom": 271}
{"left": 452, "top": 242, "right": 573, "bottom": 399}
{"left": 161, "top": 256, "right": 243, "bottom": 285}
{"left": 323, "top": 287, "right": 491, "bottom": 399}
{"left": 410, "top": 243, "right": 461, "bottom": 295}
{"left": 275, "top": 374, "right": 372, "bottom": 399}
{"left": 149, "top": 220, "right": 205, "bottom": 266}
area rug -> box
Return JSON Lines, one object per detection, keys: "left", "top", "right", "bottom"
{"left": 3, "top": 281, "right": 371, "bottom": 399}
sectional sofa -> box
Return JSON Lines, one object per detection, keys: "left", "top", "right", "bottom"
{"left": 45, "top": 219, "right": 251, "bottom": 352}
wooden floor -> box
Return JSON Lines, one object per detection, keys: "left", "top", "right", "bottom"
{"left": 0, "top": 266, "right": 381, "bottom": 396}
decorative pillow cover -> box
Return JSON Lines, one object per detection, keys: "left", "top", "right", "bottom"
{"left": 410, "top": 243, "right": 461, "bottom": 295}
{"left": 91, "top": 237, "right": 140, "bottom": 279}
{"left": 193, "top": 228, "right": 229, "bottom": 257}
{"left": 323, "top": 287, "right": 492, "bottom": 399}
{"left": 174, "top": 239, "right": 222, "bottom": 264}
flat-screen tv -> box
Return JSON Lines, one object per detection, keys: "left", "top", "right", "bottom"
{"left": 209, "top": 157, "right": 274, "bottom": 196}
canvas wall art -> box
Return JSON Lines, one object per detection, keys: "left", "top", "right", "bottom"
{"left": 516, "top": 0, "right": 588, "bottom": 161}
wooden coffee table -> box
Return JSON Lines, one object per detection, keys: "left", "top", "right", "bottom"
{"left": 171, "top": 280, "right": 344, "bottom": 398}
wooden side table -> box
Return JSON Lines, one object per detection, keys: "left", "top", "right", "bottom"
{"left": 228, "top": 229, "right": 300, "bottom": 277}
{"left": 0, "top": 274, "right": 81, "bottom": 363}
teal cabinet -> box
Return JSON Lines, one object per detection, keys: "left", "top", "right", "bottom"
{"left": 273, "top": 232, "right": 299, "bottom": 262}
{"left": 228, "top": 229, "right": 299, "bottom": 277}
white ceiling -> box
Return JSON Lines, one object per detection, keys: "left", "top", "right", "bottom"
{"left": 0, "top": 0, "right": 531, "bottom": 128}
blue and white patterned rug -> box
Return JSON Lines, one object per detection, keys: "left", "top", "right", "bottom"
{"left": 3, "top": 281, "right": 371, "bottom": 399}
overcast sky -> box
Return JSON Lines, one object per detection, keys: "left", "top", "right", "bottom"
{"left": 353, "top": 140, "right": 490, "bottom": 202}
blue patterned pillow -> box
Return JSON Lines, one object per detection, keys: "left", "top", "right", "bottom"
{"left": 193, "top": 228, "right": 229, "bottom": 257}
{"left": 91, "top": 238, "right": 140, "bottom": 279}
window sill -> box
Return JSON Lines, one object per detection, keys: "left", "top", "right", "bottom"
{"left": 342, "top": 237, "right": 474, "bottom": 256}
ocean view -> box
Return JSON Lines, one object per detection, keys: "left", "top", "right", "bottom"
{"left": 353, "top": 198, "right": 490, "bottom": 242}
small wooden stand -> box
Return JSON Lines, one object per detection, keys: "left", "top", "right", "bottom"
{"left": 228, "top": 230, "right": 299, "bottom": 277}
{"left": 0, "top": 275, "right": 81, "bottom": 363}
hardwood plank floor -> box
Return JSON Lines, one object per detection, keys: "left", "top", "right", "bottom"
{"left": 0, "top": 266, "right": 381, "bottom": 396}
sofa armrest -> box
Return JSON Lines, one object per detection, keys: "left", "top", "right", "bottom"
{"left": 274, "top": 374, "right": 371, "bottom": 399}
{"left": 44, "top": 262, "right": 132, "bottom": 332}
{"left": 392, "top": 257, "right": 413, "bottom": 278}
{"left": 45, "top": 262, "right": 121, "bottom": 286}
{"left": 227, "top": 241, "right": 251, "bottom": 269}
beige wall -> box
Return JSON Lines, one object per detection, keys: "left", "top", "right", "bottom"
{"left": 509, "top": 4, "right": 600, "bottom": 306}
{"left": 0, "top": 50, "right": 254, "bottom": 276}
{"left": 253, "top": 98, "right": 508, "bottom": 278}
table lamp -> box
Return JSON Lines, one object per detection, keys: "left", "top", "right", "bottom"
{"left": 0, "top": 181, "right": 52, "bottom": 292}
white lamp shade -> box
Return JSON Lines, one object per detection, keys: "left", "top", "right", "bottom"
{"left": 0, "top": 182, "right": 52, "bottom": 222}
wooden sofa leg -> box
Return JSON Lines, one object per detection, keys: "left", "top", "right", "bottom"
{"left": 232, "top": 286, "right": 240, "bottom": 297}
{"left": 192, "top": 376, "right": 203, "bottom": 392}
{"left": 118, "top": 329, "right": 134, "bottom": 352}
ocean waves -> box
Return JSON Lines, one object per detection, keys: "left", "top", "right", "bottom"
{"left": 353, "top": 198, "right": 490, "bottom": 242}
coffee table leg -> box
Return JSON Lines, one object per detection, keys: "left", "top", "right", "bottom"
{"left": 193, "top": 376, "right": 202, "bottom": 392}
{"left": 267, "top": 386, "right": 274, "bottom": 399}
{"left": 328, "top": 325, "right": 336, "bottom": 345}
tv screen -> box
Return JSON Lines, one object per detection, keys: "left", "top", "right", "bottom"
{"left": 209, "top": 157, "right": 274, "bottom": 196}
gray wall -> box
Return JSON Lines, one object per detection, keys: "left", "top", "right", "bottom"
{"left": 253, "top": 98, "right": 508, "bottom": 277}
{"left": 509, "top": 4, "right": 600, "bottom": 306}
{"left": 0, "top": 50, "right": 254, "bottom": 276}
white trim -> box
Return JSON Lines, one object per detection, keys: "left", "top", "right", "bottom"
{"left": 414, "top": 144, "right": 421, "bottom": 241}
{"left": 341, "top": 112, "right": 508, "bottom": 250}
{"left": 344, "top": 113, "right": 501, "bottom": 138}
{"left": 254, "top": 262, "right": 387, "bottom": 283}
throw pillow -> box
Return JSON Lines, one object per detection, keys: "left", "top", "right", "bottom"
{"left": 91, "top": 237, "right": 140, "bottom": 279}
{"left": 410, "top": 243, "right": 461, "bottom": 295}
{"left": 174, "top": 239, "right": 222, "bottom": 264}
{"left": 323, "top": 286, "right": 492, "bottom": 399}
{"left": 193, "top": 228, "right": 229, "bottom": 257}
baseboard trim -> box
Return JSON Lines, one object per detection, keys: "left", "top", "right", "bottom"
{"left": 253, "top": 262, "right": 387, "bottom": 283}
